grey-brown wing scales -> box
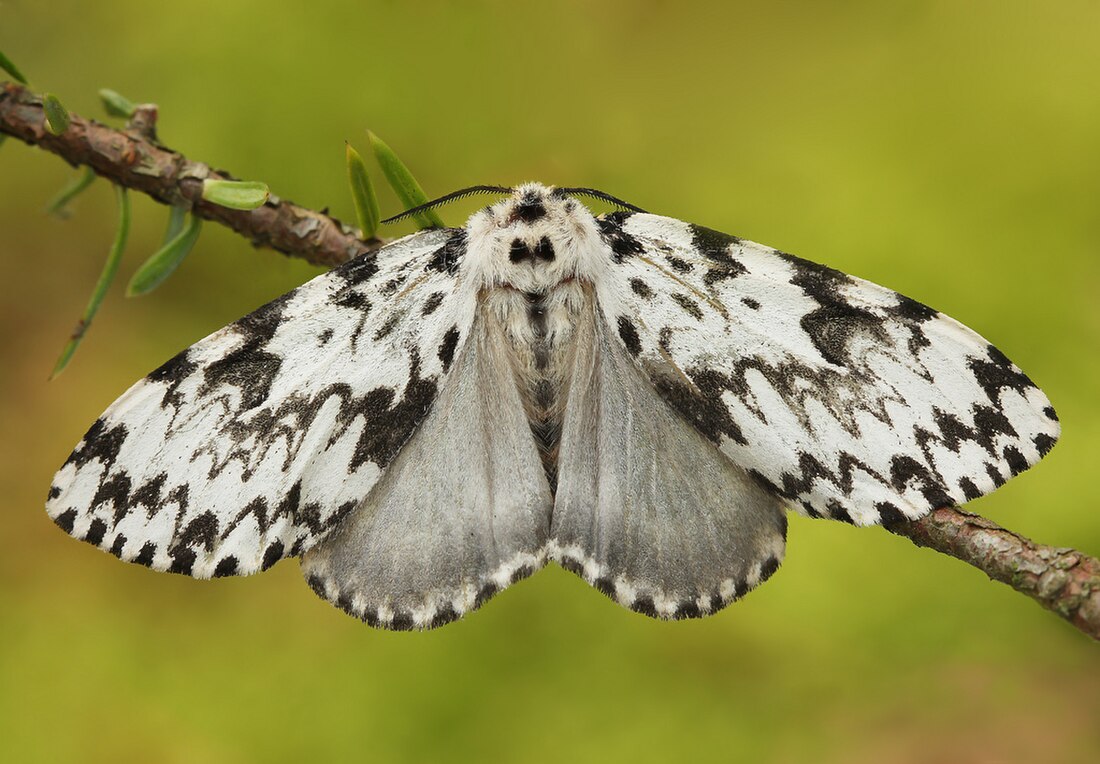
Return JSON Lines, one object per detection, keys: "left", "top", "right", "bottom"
{"left": 301, "top": 308, "right": 554, "bottom": 630}
{"left": 549, "top": 295, "right": 787, "bottom": 619}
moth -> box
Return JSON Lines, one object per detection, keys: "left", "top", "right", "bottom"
{"left": 47, "top": 183, "right": 1059, "bottom": 630}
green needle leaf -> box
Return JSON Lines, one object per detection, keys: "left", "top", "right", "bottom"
{"left": 368, "top": 131, "right": 443, "bottom": 229}
{"left": 346, "top": 142, "right": 380, "bottom": 239}
{"left": 0, "top": 47, "right": 27, "bottom": 84}
{"left": 127, "top": 211, "right": 202, "bottom": 297}
{"left": 46, "top": 166, "right": 97, "bottom": 217}
{"left": 162, "top": 203, "right": 187, "bottom": 242}
{"left": 98, "top": 88, "right": 137, "bottom": 119}
{"left": 43, "top": 93, "right": 70, "bottom": 135}
{"left": 201, "top": 179, "right": 269, "bottom": 210}
{"left": 51, "top": 185, "right": 131, "bottom": 379}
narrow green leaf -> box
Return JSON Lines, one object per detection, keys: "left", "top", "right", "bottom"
{"left": 201, "top": 179, "right": 269, "bottom": 210}
{"left": 98, "top": 88, "right": 137, "bottom": 119}
{"left": 368, "top": 131, "right": 443, "bottom": 229}
{"left": 51, "top": 185, "right": 131, "bottom": 379}
{"left": 346, "top": 142, "right": 380, "bottom": 239}
{"left": 0, "top": 48, "right": 27, "bottom": 84}
{"left": 0, "top": 134, "right": 7, "bottom": 150}
{"left": 43, "top": 93, "right": 70, "bottom": 135}
{"left": 46, "top": 166, "right": 96, "bottom": 217}
{"left": 127, "top": 212, "right": 202, "bottom": 297}
{"left": 162, "top": 203, "right": 187, "bottom": 243}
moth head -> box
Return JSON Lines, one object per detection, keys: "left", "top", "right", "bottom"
{"left": 466, "top": 182, "right": 604, "bottom": 293}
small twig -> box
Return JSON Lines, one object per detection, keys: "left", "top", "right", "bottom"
{"left": 0, "top": 81, "right": 382, "bottom": 267}
{"left": 889, "top": 508, "right": 1100, "bottom": 640}
{"left": 3, "top": 80, "right": 1096, "bottom": 642}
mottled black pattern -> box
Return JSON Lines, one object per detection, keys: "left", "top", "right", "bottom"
{"left": 199, "top": 294, "right": 291, "bottom": 411}
{"left": 670, "top": 293, "right": 703, "bottom": 321}
{"left": 49, "top": 228, "right": 464, "bottom": 580}
{"left": 63, "top": 418, "right": 128, "bottom": 472}
{"left": 334, "top": 290, "right": 372, "bottom": 347}
{"left": 514, "top": 196, "right": 547, "bottom": 223}
{"left": 969, "top": 345, "right": 1039, "bottom": 405}
{"left": 148, "top": 351, "right": 198, "bottom": 410}
{"left": 306, "top": 560, "right": 538, "bottom": 631}
{"left": 371, "top": 311, "right": 403, "bottom": 342}
{"left": 596, "top": 212, "right": 645, "bottom": 263}
{"left": 426, "top": 229, "right": 467, "bottom": 275}
{"left": 886, "top": 294, "right": 937, "bottom": 354}
{"left": 629, "top": 278, "right": 654, "bottom": 299}
{"left": 160, "top": 334, "right": 432, "bottom": 492}
{"left": 213, "top": 556, "right": 238, "bottom": 577}
{"left": 746, "top": 451, "right": 888, "bottom": 521}
{"left": 665, "top": 255, "right": 693, "bottom": 273}
{"left": 336, "top": 253, "right": 380, "bottom": 284}
{"left": 109, "top": 534, "right": 127, "bottom": 558}
{"left": 690, "top": 224, "right": 747, "bottom": 286}
{"left": 654, "top": 335, "right": 1043, "bottom": 519}
{"left": 559, "top": 549, "right": 782, "bottom": 621}
{"left": 617, "top": 316, "right": 642, "bottom": 356}
{"left": 1033, "top": 433, "right": 1057, "bottom": 455}
{"left": 134, "top": 542, "right": 155, "bottom": 567}
{"left": 605, "top": 216, "right": 1057, "bottom": 525}
{"left": 780, "top": 253, "right": 893, "bottom": 368}
{"left": 646, "top": 365, "right": 746, "bottom": 446}
{"left": 421, "top": 291, "right": 445, "bottom": 316}
{"left": 438, "top": 327, "right": 460, "bottom": 372}
{"left": 509, "top": 236, "right": 556, "bottom": 265}
{"left": 92, "top": 473, "right": 132, "bottom": 525}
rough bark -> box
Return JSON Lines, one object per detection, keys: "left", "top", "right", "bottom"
{"left": 888, "top": 508, "right": 1099, "bottom": 640}
{"left": 3, "top": 80, "right": 1097, "bottom": 641}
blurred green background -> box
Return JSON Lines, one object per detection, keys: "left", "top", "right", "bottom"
{"left": 2, "top": 1, "right": 1098, "bottom": 761}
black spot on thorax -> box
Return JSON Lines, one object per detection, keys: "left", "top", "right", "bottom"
{"left": 513, "top": 198, "right": 547, "bottom": 223}
{"left": 509, "top": 237, "right": 555, "bottom": 265}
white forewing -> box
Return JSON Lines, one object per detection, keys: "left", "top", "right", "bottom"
{"left": 47, "top": 228, "right": 477, "bottom": 577}
{"left": 592, "top": 212, "right": 1059, "bottom": 525}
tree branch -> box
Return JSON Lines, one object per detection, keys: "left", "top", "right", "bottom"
{"left": 888, "top": 508, "right": 1099, "bottom": 640}
{"left": 4, "top": 81, "right": 1097, "bottom": 641}
{"left": 1, "top": 82, "right": 381, "bottom": 267}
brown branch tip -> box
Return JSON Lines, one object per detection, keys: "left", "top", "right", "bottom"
{"left": 0, "top": 81, "right": 382, "bottom": 267}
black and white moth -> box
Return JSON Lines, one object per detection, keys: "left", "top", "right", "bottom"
{"left": 47, "top": 183, "right": 1059, "bottom": 630}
